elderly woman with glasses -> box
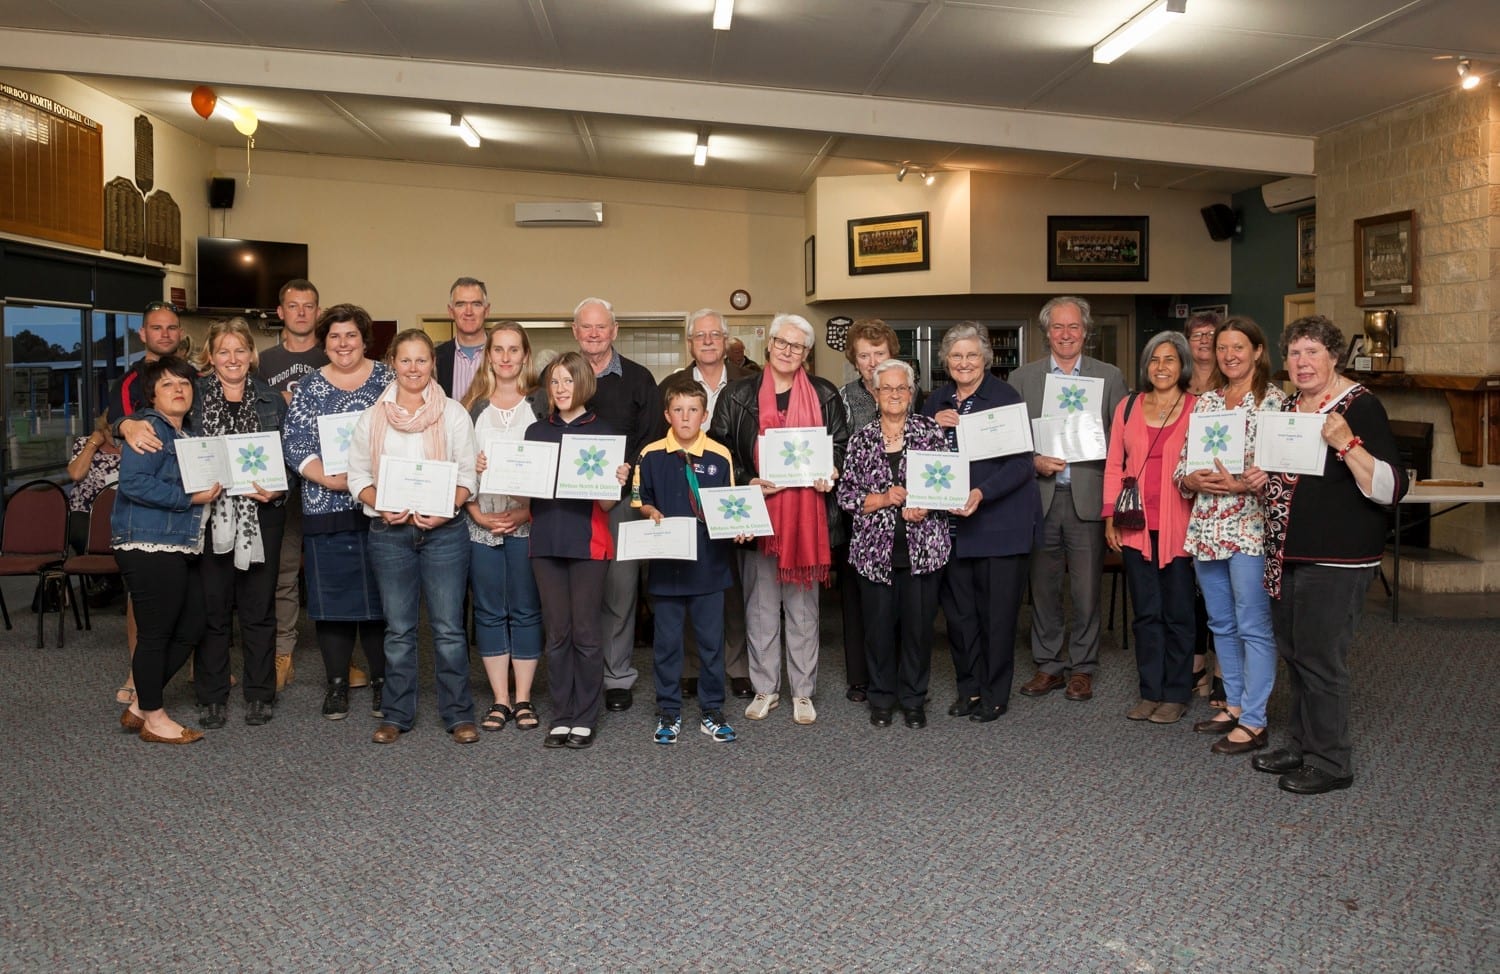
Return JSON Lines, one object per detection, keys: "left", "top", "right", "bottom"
{"left": 710, "top": 313, "right": 850, "bottom": 726}
{"left": 836, "top": 359, "right": 950, "bottom": 728}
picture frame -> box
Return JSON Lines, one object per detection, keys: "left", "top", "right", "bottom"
{"left": 1191, "top": 303, "right": 1229, "bottom": 319}
{"left": 847, "top": 212, "right": 930, "bottom": 276}
{"left": 1295, "top": 212, "right": 1316, "bottom": 289}
{"left": 1047, "top": 216, "right": 1149, "bottom": 282}
{"left": 1341, "top": 334, "right": 1368, "bottom": 371}
{"left": 1354, "top": 209, "right": 1416, "bottom": 307}
{"left": 804, "top": 235, "right": 816, "bottom": 295}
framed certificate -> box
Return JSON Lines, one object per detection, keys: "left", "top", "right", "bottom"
{"left": 699, "top": 485, "right": 775, "bottom": 539}
{"left": 480, "top": 437, "right": 558, "bottom": 498}
{"left": 222, "top": 431, "right": 290, "bottom": 495}
{"left": 957, "top": 403, "right": 1033, "bottom": 460}
{"left": 316, "top": 411, "right": 364, "bottom": 476}
{"left": 1030, "top": 413, "right": 1107, "bottom": 463}
{"left": 905, "top": 449, "right": 969, "bottom": 510}
{"left": 374, "top": 455, "right": 459, "bottom": 517}
{"left": 1042, "top": 373, "right": 1106, "bottom": 420}
{"left": 1184, "top": 410, "right": 1245, "bottom": 474}
{"left": 617, "top": 516, "right": 698, "bottom": 562}
{"left": 177, "top": 436, "right": 229, "bottom": 493}
{"left": 757, "top": 427, "right": 835, "bottom": 489}
{"left": 555, "top": 434, "right": 627, "bottom": 501}
{"left": 1254, "top": 412, "right": 1326, "bottom": 476}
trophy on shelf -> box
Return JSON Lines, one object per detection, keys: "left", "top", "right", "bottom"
{"left": 1360, "top": 308, "right": 1402, "bottom": 372}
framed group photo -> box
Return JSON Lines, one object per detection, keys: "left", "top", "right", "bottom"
{"left": 1296, "top": 212, "right": 1316, "bottom": 288}
{"left": 1354, "top": 209, "right": 1416, "bottom": 307}
{"left": 1048, "top": 215, "right": 1149, "bottom": 282}
{"left": 848, "top": 211, "right": 929, "bottom": 276}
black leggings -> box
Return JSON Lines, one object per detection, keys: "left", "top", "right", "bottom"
{"left": 117, "top": 549, "right": 204, "bottom": 712}
{"left": 316, "top": 620, "right": 387, "bottom": 683}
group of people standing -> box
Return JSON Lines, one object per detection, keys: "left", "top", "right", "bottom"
{"left": 99, "top": 282, "right": 1401, "bottom": 795}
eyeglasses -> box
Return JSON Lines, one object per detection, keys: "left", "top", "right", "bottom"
{"left": 1189, "top": 332, "right": 1216, "bottom": 342}
{"left": 876, "top": 385, "right": 912, "bottom": 396}
{"left": 769, "top": 335, "right": 809, "bottom": 355}
{"left": 690, "top": 331, "right": 726, "bottom": 343}
{"left": 143, "top": 301, "right": 178, "bottom": 314}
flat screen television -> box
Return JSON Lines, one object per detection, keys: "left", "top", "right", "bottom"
{"left": 196, "top": 237, "right": 309, "bottom": 313}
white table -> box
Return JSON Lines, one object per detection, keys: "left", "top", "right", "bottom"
{"left": 1390, "top": 484, "right": 1500, "bottom": 622}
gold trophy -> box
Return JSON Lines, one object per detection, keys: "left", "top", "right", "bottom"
{"left": 1361, "top": 309, "right": 1402, "bottom": 372}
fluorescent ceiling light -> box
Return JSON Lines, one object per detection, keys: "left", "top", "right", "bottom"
{"left": 694, "top": 134, "right": 709, "bottom": 167}
{"left": 713, "top": 0, "right": 733, "bottom": 31}
{"left": 1093, "top": 0, "right": 1187, "bottom": 65}
{"left": 451, "top": 113, "right": 480, "bottom": 148}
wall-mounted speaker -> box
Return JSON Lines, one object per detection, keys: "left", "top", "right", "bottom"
{"left": 1201, "top": 203, "right": 1237, "bottom": 241}
{"left": 209, "top": 177, "right": 236, "bottom": 209}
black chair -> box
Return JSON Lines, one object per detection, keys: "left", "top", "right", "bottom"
{"left": 0, "top": 479, "right": 72, "bottom": 647}
{"left": 63, "top": 487, "right": 120, "bottom": 632}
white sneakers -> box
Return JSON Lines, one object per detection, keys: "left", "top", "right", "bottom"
{"left": 792, "top": 697, "right": 816, "bottom": 724}
{"left": 744, "top": 692, "right": 779, "bottom": 720}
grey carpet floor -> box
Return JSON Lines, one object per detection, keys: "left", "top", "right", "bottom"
{"left": 0, "top": 586, "right": 1494, "bottom": 973}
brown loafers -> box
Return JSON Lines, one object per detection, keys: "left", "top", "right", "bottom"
{"left": 120, "top": 708, "right": 145, "bottom": 732}
{"left": 1064, "top": 673, "right": 1093, "bottom": 701}
{"left": 1126, "top": 700, "right": 1160, "bottom": 721}
{"left": 450, "top": 722, "right": 480, "bottom": 744}
{"left": 1193, "top": 714, "right": 1238, "bottom": 734}
{"left": 139, "top": 725, "right": 204, "bottom": 744}
{"left": 1020, "top": 671, "right": 1065, "bottom": 696}
{"left": 1148, "top": 701, "right": 1188, "bottom": 724}
{"left": 372, "top": 723, "right": 402, "bottom": 744}
{"left": 1210, "top": 726, "right": 1268, "bottom": 754}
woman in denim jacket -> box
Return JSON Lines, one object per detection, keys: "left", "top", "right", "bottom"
{"left": 837, "top": 359, "right": 951, "bottom": 729}
{"left": 112, "top": 356, "right": 222, "bottom": 745}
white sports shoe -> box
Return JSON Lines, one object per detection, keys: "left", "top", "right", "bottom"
{"left": 792, "top": 696, "right": 816, "bottom": 724}
{"left": 745, "top": 692, "right": 779, "bottom": 720}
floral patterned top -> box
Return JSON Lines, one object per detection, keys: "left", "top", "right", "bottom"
{"left": 282, "top": 363, "right": 395, "bottom": 522}
{"left": 68, "top": 436, "right": 121, "bottom": 513}
{"left": 1174, "top": 385, "right": 1286, "bottom": 561}
{"left": 836, "top": 414, "right": 951, "bottom": 583}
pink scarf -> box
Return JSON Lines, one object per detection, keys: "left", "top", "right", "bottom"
{"left": 367, "top": 380, "right": 449, "bottom": 485}
{"left": 755, "top": 368, "right": 831, "bottom": 587}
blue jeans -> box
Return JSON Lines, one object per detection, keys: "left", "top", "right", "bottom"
{"left": 369, "top": 517, "right": 474, "bottom": 731}
{"left": 653, "top": 592, "right": 726, "bottom": 717}
{"left": 1195, "top": 553, "right": 1276, "bottom": 729}
{"left": 470, "top": 540, "right": 543, "bottom": 661}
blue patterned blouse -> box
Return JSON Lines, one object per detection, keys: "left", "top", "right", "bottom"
{"left": 282, "top": 362, "right": 395, "bottom": 521}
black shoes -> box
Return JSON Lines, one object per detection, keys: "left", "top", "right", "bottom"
{"left": 604, "top": 688, "right": 633, "bottom": 712}
{"left": 969, "top": 703, "right": 1006, "bottom": 723}
{"left": 565, "top": 730, "right": 595, "bottom": 749}
{"left": 730, "top": 677, "right": 754, "bottom": 700}
{"left": 948, "top": 696, "right": 979, "bottom": 717}
{"left": 869, "top": 707, "right": 893, "bottom": 727}
{"left": 245, "top": 700, "right": 273, "bottom": 726}
{"left": 903, "top": 707, "right": 927, "bottom": 729}
{"left": 322, "top": 678, "right": 350, "bottom": 721}
{"left": 846, "top": 684, "right": 868, "bottom": 703}
{"left": 543, "top": 727, "right": 570, "bottom": 749}
{"left": 370, "top": 677, "right": 385, "bottom": 718}
{"left": 1278, "top": 765, "right": 1353, "bottom": 795}
{"left": 198, "top": 702, "right": 227, "bottom": 729}
{"left": 1252, "top": 748, "right": 1303, "bottom": 774}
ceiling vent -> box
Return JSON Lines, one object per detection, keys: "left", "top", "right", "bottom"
{"left": 514, "top": 201, "right": 604, "bottom": 227}
{"left": 1260, "top": 176, "right": 1316, "bottom": 214}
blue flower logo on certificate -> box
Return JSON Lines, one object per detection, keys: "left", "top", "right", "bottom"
{"left": 1056, "top": 384, "right": 1088, "bottom": 413}
{"left": 575, "top": 445, "right": 607, "bottom": 479}
{"left": 335, "top": 423, "right": 354, "bottom": 453}
{"left": 237, "top": 444, "right": 269, "bottom": 475}
{"left": 1199, "top": 421, "right": 1231, "bottom": 457}
{"left": 779, "top": 438, "right": 814, "bottom": 470}
{"left": 718, "top": 495, "right": 751, "bottom": 522}
{"left": 922, "top": 461, "right": 954, "bottom": 490}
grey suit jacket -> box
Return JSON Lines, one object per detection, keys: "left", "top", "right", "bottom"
{"left": 1009, "top": 354, "right": 1128, "bottom": 521}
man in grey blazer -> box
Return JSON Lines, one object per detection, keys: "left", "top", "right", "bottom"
{"left": 1008, "top": 296, "right": 1127, "bottom": 702}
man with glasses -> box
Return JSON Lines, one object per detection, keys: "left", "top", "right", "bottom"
{"left": 658, "top": 309, "right": 753, "bottom": 700}
{"left": 435, "top": 277, "right": 490, "bottom": 400}
{"left": 1009, "top": 296, "right": 1127, "bottom": 704}
{"left": 573, "top": 297, "right": 666, "bottom": 713}
{"left": 107, "top": 301, "right": 183, "bottom": 426}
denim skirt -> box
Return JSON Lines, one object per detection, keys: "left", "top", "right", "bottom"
{"left": 304, "top": 529, "right": 383, "bottom": 622}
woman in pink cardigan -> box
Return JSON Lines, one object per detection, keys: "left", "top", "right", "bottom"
{"left": 1103, "top": 331, "right": 1197, "bottom": 724}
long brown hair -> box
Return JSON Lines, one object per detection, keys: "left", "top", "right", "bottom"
{"left": 461, "top": 321, "right": 535, "bottom": 410}
{"left": 1208, "top": 316, "right": 1273, "bottom": 405}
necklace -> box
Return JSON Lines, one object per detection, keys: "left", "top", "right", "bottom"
{"left": 1299, "top": 378, "right": 1344, "bottom": 413}
{"left": 1145, "top": 392, "right": 1181, "bottom": 424}
{"left": 881, "top": 424, "right": 905, "bottom": 449}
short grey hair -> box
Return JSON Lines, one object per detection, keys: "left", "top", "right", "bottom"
{"left": 449, "top": 277, "right": 488, "bottom": 303}
{"left": 939, "top": 321, "right": 993, "bottom": 368}
{"left": 573, "top": 296, "right": 615, "bottom": 324}
{"left": 1280, "top": 314, "right": 1346, "bottom": 364}
{"left": 1138, "top": 330, "right": 1191, "bottom": 392}
{"left": 872, "top": 357, "right": 915, "bottom": 388}
{"left": 769, "top": 313, "right": 815, "bottom": 348}
{"left": 1038, "top": 295, "right": 1093, "bottom": 339}
{"left": 685, "top": 308, "right": 725, "bottom": 339}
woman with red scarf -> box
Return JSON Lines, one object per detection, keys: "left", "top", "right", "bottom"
{"left": 710, "top": 314, "right": 850, "bottom": 726}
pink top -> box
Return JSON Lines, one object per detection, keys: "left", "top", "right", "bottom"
{"left": 1102, "top": 392, "right": 1196, "bottom": 567}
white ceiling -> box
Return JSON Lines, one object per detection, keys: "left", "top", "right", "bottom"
{"left": 1, "top": 0, "right": 1497, "bottom": 194}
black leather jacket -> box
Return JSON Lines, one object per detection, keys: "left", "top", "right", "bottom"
{"left": 709, "top": 370, "right": 851, "bottom": 547}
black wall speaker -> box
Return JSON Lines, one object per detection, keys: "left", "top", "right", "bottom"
{"left": 209, "top": 177, "right": 236, "bottom": 209}
{"left": 1201, "top": 204, "right": 1237, "bottom": 241}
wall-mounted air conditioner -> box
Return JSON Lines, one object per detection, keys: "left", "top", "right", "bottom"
{"left": 1261, "top": 176, "right": 1316, "bottom": 214}
{"left": 514, "top": 201, "right": 604, "bottom": 227}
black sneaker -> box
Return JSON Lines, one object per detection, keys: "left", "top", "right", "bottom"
{"left": 322, "top": 678, "right": 350, "bottom": 721}
{"left": 370, "top": 678, "right": 385, "bottom": 718}
{"left": 245, "top": 700, "right": 274, "bottom": 726}
{"left": 198, "top": 702, "right": 226, "bottom": 729}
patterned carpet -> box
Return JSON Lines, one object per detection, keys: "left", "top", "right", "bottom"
{"left": 0, "top": 579, "right": 1494, "bottom": 973}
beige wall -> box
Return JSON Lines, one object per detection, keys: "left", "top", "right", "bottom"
{"left": 1315, "top": 86, "right": 1500, "bottom": 586}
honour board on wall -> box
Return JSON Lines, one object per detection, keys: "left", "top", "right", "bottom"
{"left": 0, "top": 84, "right": 104, "bottom": 250}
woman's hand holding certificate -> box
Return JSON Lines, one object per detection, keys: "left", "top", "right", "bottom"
{"left": 375, "top": 455, "right": 460, "bottom": 518}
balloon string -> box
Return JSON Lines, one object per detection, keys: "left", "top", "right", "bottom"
{"left": 245, "top": 136, "right": 254, "bottom": 184}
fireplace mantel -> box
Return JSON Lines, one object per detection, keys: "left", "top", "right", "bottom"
{"left": 1350, "top": 372, "right": 1500, "bottom": 466}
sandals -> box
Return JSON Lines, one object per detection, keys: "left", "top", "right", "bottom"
{"left": 481, "top": 703, "right": 512, "bottom": 732}
{"left": 512, "top": 701, "right": 539, "bottom": 730}
{"left": 115, "top": 685, "right": 137, "bottom": 705}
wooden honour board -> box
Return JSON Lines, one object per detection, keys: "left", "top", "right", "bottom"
{"left": 0, "top": 83, "right": 104, "bottom": 250}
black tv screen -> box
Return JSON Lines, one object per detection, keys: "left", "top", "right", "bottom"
{"left": 196, "top": 237, "right": 309, "bottom": 312}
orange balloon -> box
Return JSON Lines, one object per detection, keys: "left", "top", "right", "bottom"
{"left": 190, "top": 85, "right": 217, "bottom": 120}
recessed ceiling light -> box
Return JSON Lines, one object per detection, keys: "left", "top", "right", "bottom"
{"left": 713, "top": 0, "right": 733, "bottom": 31}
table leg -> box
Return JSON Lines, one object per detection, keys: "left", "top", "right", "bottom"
{"left": 1392, "top": 503, "right": 1401, "bottom": 624}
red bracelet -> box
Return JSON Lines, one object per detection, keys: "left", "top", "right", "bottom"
{"left": 1336, "top": 436, "right": 1363, "bottom": 461}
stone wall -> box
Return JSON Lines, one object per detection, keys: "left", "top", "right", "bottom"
{"left": 1314, "top": 87, "right": 1500, "bottom": 588}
